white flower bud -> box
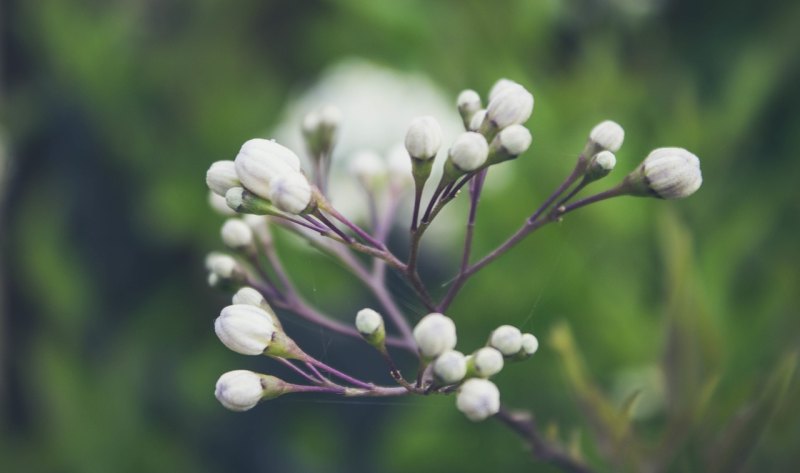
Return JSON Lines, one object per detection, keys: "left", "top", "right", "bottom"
{"left": 433, "top": 350, "right": 467, "bottom": 384}
{"left": 489, "top": 325, "right": 523, "bottom": 356}
{"left": 234, "top": 139, "right": 301, "bottom": 200}
{"left": 472, "top": 347, "right": 504, "bottom": 377}
{"left": 355, "top": 308, "right": 384, "bottom": 337}
{"left": 349, "top": 150, "right": 387, "bottom": 189}
{"left": 486, "top": 83, "right": 534, "bottom": 129}
{"left": 386, "top": 144, "right": 413, "bottom": 189}
{"left": 449, "top": 132, "right": 489, "bottom": 172}
{"left": 205, "top": 252, "right": 240, "bottom": 279}
{"left": 404, "top": 116, "right": 443, "bottom": 160}
{"left": 413, "top": 313, "right": 457, "bottom": 358}
{"left": 631, "top": 147, "right": 702, "bottom": 199}
{"left": 215, "top": 370, "right": 289, "bottom": 411}
{"left": 268, "top": 172, "right": 313, "bottom": 214}
{"left": 456, "top": 378, "right": 500, "bottom": 421}
{"left": 520, "top": 333, "right": 539, "bottom": 357}
{"left": 589, "top": 120, "right": 625, "bottom": 152}
{"left": 301, "top": 110, "right": 321, "bottom": 136}
{"left": 585, "top": 150, "right": 616, "bottom": 181}
{"left": 215, "top": 370, "right": 266, "bottom": 411}
{"left": 208, "top": 191, "right": 236, "bottom": 216}
{"left": 488, "top": 78, "right": 519, "bottom": 103}
{"left": 469, "top": 109, "right": 487, "bottom": 132}
{"left": 497, "top": 125, "right": 532, "bottom": 156}
{"left": 221, "top": 218, "right": 254, "bottom": 249}
{"left": 214, "top": 304, "right": 276, "bottom": 355}
{"left": 457, "top": 89, "right": 481, "bottom": 113}
{"left": 206, "top": 160, "right": 240, "bottom": 197}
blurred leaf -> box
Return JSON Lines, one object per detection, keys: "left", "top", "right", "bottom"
{"left": 705, "top": 351, "right": 797, "bottom": 473}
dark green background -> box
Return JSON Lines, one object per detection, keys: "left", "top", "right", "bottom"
{"left": 2, "top": 1, "right": 799, "bottom": 472}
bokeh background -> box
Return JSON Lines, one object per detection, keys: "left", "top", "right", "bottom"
{"left": 2, "top": 1, "right": 799, "bottom": 472}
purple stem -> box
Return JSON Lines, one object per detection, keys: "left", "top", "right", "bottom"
{"left": 314, "top": 211, "right": 354, "bottom": 243}
{"left": 307, "top": 359, "right": 374, "bottom": 390}
{"left": 326, "top": 206, "right": 386, "bottom": 249}
{"left": 276, "top": 358, "right": 324, "bottom": 385}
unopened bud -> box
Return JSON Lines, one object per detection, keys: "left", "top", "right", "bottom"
{"left": 456, "top": 378, "right": 500, "bottom": 421}
{"left": 206, "top": 160, "right": 240, "bottom": 197}
{"left": 225, "top": 187, "right": 277, "bottom": 215}
{"left": 205, "top": 252, "right": 244, "bottom": 285}
{"left": 486, "top": 82, "right": 534, "bottom": 130}
{"left": 355, "top": 308, "right": 386, "bottom": 349}
{"left": 589, "top": 120, "right": 625, "bottom": 152}
{"left": 404, "top": 116, "right": 443, "bottom": 161}
{"left": 214, "top": 304, "right": 276, "bottom": 355}
{"left": 489, "top": 124, "right": 532, "bottom": 164}
{"left": 268, "top": 172, "right": 314, "bottom": 215}
{"left": 518, "top": 333, "right": 539, "bottom": 359}
{"left": 489, "top": 325, "right": 523, "bottom": 356}
{"left": 624, "top": 147, "right": 702, "bottom": 199}
{"left": 433, "top": 350, "right": 467, "bottom": 384}
{"left": 457, "top": 89, "right": 482, "bottom": 127}
{"left": 584, "top": 150, "right": 616, "bottom": 182}
{"left": 215, "top": 370, "right": 289, "bottom": 411}
{"left": 413, "top": 313, "right": 457, "bottom": 359}
{"left": 242, "top": 214, "right": 272, "bottom": 246}
{"left": 469, "top": 347, "right": 505, "bottom": 378}
{"left": 448, "top": 132, "right": 489, "bottom": 173}
{"left": 488, "top": 78, "right": 519, "bottom": 103}
{"left": 221, "top": 218, "right": 254, "bottom": 250}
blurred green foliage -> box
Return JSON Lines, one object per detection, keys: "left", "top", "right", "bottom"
{"left": 2, "top": 0, "right": 799, "bottom": 472}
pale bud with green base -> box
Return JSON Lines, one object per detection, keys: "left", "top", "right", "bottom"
{"left": 268, "top": 172, "right": 315, "bottom": 215}
{"left": 456, "top": 378, "right": 501, "bottom": 421}
{"left": 302, "top": 105, "right": 342, "bottom": 157}
{"left": 488, "top": 124, "right": 532, "bottom": 165}
{"left": 486, "top": 82, "right": 534, "bottom": 132}
{"left": 467, "top": 347, "right": 504, "bottom": 378}
{"left": 215, "top": 304, "right": 303, "bottom": 359}
{"left": 206, "top": 160, "right": 240, "bottom": 197}
{"left": 215, "top": 370, "right": 290, "bottom": 411}
{"left": 489, "top": 325, "right": 523, "bottom": 356}
{"left": 433, "top": 350, "right": 467, "bottom": 384}
{"left": 589, "top": 120, "right": 625, "bottom": 153}
{"left": 413, "top": 313, "right": 457, "bottom": 359}
{"left": 444, "top": 132, "right": 489, "bottom": 180}
{"left": 457, "top": 89, "right": 482, "bottom": 128}
{"left": 405, "top": 116, "right": 443, "bottom": 192}
{"left": 355, "top": 308, "right": 386, "bottom": 350}
{"left": 225, "top": 187, "right": 279, "bottom": 215}
{"left": 232, "top": 286, "right": 282, "bottom": 330}
{"left": 623, "top": 147, "right": 702, "bottom": 199}
{"left": 221, "top": 218, "right": 254, "bottom": 250}
{"left": 584, "top": 150, "right": 616, "bottom": 183}
{"left": 514, "top": 333, "right": 539, "bottom": 360}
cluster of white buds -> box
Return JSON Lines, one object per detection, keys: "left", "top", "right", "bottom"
{"left": 202, "top": 73, "right": 703, "bottom": 434}
{"left": 409, "top": 314, "right": 539, "bottom": 421}
{"left": 205, "top": 138, "right": 319, "bottom": 217}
